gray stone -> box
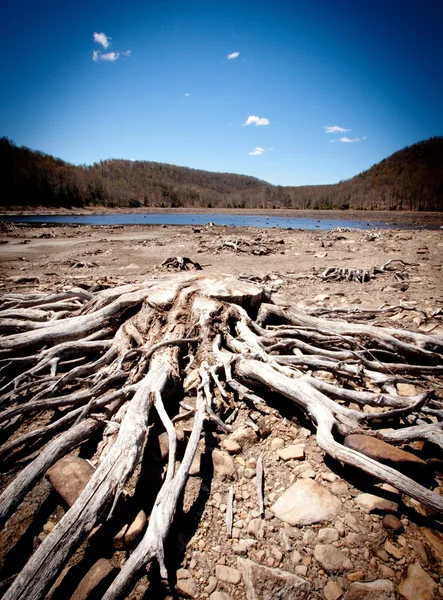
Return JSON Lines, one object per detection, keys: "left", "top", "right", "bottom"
{"left": 398, "top": 562, "right": 437, "bottom": 600}
{"left": 237, "top": 557, "right": 310, "bottom": 600}
{"left": 212, "top": 449, "right": 235, "bottom": 479}
{"left": 318, "top": 528, "right": 339, "bottom": 544}
{"left": 354, "top": 493, "right": 399, "bottom": 514}
{"left": 46, "top": 455, "right": 95, "bottom": 507}
{"left": 313, "top": 544, "right": 353, "bottom": 572}
{"left": 215, "top": 564, "right": 242, "bottom": 585}
{"left": 71, "top": 559, "right": 116, "bottom": 600}
{"left": 344, "top": 579, "right": 396, "bottom": 600}
{"left": 271, "top": 479, "right": 341, "bottom": 526}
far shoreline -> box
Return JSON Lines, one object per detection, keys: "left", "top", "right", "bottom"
{"left": 1, "top": 207, "right": 442, "bottom": 227}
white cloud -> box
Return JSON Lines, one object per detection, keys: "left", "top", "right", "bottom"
{"left": 227, "top": 51, "right": 240, "bottom": 59}
{"left": 324, "top": 125, "right": 350, "bottom": 134}
{"left": 184, "top": 93, "right": 190, "bottom": 97}
{"left": 92, "top": 50, "right": 120, "bottom": 62}
{"left": 122, "top": 50, "right": 131, "bottom": 58}
{"left": 249, "top": 147, "right": 265, "bottom": 155}
{"left": 339, "top": 136, "right": 360, "bottom": 143}
{"left": 243, "top": 115, "right": 270, "bottom": 126}
{"left": 93, "top": 32, "right": 111, "bottom": 49}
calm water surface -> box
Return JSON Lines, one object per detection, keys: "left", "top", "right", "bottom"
{"left": 2, "top": 213, "right": 437, "bottom": 230}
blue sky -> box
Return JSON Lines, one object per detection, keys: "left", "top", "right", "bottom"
{"left": 1, "top": 0, "right": 442, "bottom": 186}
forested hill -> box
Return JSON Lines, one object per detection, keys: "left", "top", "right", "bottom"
{"left": 2, "top": 136, "right": 442, "bottom": 211}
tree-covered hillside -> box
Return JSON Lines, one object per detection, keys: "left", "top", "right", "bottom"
{"left": 1, "top": 136, "right": 442, "bottom": 211}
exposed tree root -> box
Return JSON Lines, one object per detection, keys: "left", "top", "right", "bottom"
{"left": 0, "top": 272, "right": 442, "bottom": 598}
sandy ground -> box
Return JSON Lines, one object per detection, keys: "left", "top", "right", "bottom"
{"left": 1, "top": 221, "right": 443, "bottom": 599}
{"left": 1, "top": 221, "right": 442, "bottom": 311}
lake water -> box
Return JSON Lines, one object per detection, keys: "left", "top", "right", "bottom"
{"left": 2, "top": 213, "right": 436, "bottom": 230}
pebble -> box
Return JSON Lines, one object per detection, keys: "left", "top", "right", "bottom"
{"left": 382, "top": 514, "right": 404, "bottom": 533}
{"left": 276, "top": 445, "right": 305, "bottom": 461}
{"left": 324, "top": 580, "right": 343, "bottom": 600}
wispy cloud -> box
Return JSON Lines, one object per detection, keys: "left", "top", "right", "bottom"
{"left": 93, "top": 32, "right": 111, "bottom": 49}
{"left": 330, "top": 136, "right": 361, "bottom": 143}
{"left": 184, "top": 93, "right": 190, "bottom": 97}
{"left": 243, "top": 115, "right": 270, "bottom": 126}
{"left": 227, "top": 51, "right": 240, "bottom": 59}
{"left": 93, "top": 51, "right": 120, "bottom": 62}
{"left": 324, "top": 125, "right": 350, "bottom": 134}
{"left": 249, "top": 147, "right": 265, "bottom": 156}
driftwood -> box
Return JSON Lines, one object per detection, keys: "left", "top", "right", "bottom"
{"left": 321, "top": 259, "right": 411, "bottom": 283}
{"left": 0, "top": 272, "right": 442, "bottom": 599}
{"left": 159, "top": 256, "right": 201, "bottom": 271}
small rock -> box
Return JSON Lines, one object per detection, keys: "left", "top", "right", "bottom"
{"left": 71, "top": 559, "right": 116, "bottom": 600}
{"left": 344, "top": 579, "right": 396, "bottom": 599}
{"left": 421, "top": 527, "right": 443, "bottom": 561}
{"left": 347, "top": 571, "right": 365, "bottom": 582}
{"left": 113, "top": 509, "right": 147, "bottom": 549}
{"left": 204, "top": 576, "right": 217, "bottom": 594}
{"left": 230, "top": 426, "right": 258, "bottom": 447}
{"left": 382, "top": 514, "right": 404, "bottom": 533}
{"left": 247, "top": 519, "right": 265, "bottom": 540}
{"left": 212, "top": 449, "right": 235, "bottom": 479}
{"left": 271, "top": 479, "right": 341, "bottom": 526}
{"left": 270, "top": 438, "right": 285, "bottom": 451}
{"left": 314, "top": 544, "right": 353, "bottom": 572}
{"left": 398, "top": 562, "right": 437, "bottom": 600}
{"left": 215, "top": 565, "right": 242, "bottom": 585}
{"left": 222, "top": 439, "right": 242, "bottom": 454}
{"left": 324, "top": 580, "right": 343, "bottom": 600}
{"left": 354, "top": 493, "right": 399, "bottom": 514}
{"left": 384, "top": 539, "right": 402, "bottom": 559}
{"left": 318, "top": 528, "right": 339, "bottom": 544}
{"left": 177, "top": 576, "right": 198, "bottom": 598}
{"left": 237, "top": 557, "right": 310, "bottom": 600}
{"left": 46, "top": 455, "right": 95, "bottom": 507}
{"left": 277, "top": 445, "right": 305, "bottom": 461}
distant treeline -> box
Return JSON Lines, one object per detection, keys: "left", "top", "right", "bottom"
{"left": 2, "top": 136, "right": 442, "bottom": 211}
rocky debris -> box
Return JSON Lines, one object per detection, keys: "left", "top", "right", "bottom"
{"left": 354, "top": 493, "right": 399, "bottom": 514}
{"left": 70, "top": 559, "right": 117, "bottom": 600}
{"left": 343, "top": 579, "right": 396, "bottom": 599}
{"left": 397, "top": 562, "right": 437, "bottom": 600}
{"left": 314, "top": 544, "right": 353, "bottom": 572}
{"left": 237, "top": 557, "right": 310, "bottom": 600}
{"left": 344, "top": 434, "right": 431, "bottom": 482}
{"left": 384, "top": 540, "right": 403, "bottom": 559}
{"left": 271, "top": 479, "right": 342, "bottom": 526}
{"left": 46, "top": 455, "right": 95, "bottom": 507}
{"left": 212, "top": 449, "right": 235, "bottom": 479}
{"left": 113, "top": 509, "right": 147, "bottom": 549}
